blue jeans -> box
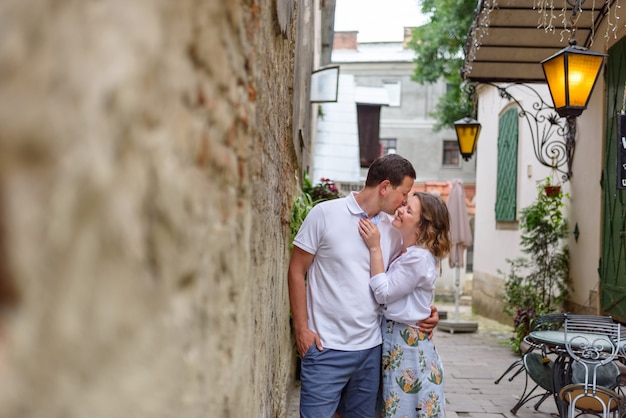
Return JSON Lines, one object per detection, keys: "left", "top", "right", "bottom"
{"left": 300, "top": 344, "right": 382, "bottom": 418}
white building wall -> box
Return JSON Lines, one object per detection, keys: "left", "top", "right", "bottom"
{"left": 469, "top": 14, "right": 625, "bottom": 321}
{"left": 311, "top": 74, "right": 361, "bottom": 183}
{"left": 343, "top": 62, "right": 475, "bottom": 184}
{"left": 567, "top": 62, "right": 605, "bottom": 311}
{"left": 312, "top": 42, "right": 477, "bottom": 297}
{"left": 473, "top": 83, "right": 571, "bottom": 320}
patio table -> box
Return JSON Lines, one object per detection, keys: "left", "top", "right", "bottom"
{"left": 529, "top": 330, "right": 626, "bottom": 352}
{"left": 527, "top": 324, "right": 626, "bottom": 417}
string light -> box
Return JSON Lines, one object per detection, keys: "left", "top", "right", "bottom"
{"left": 468, "top": 0, "right": 624, "bottom": 62}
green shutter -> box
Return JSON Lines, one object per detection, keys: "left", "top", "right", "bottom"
{"left": 495, "top": 108, "right": 519, "bottom": 221}
{"left": 601, "top": 36, "right": 626, "bottom": 321}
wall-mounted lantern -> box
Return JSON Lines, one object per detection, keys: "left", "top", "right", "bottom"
{"left": 454, "top": 116, "right": 481, "bottom": 161}
{"left": 541, "top": 41, "right": 607, "bottom": 118}
{"left": 540, "top": 40, "right": 606, "bottom": 178}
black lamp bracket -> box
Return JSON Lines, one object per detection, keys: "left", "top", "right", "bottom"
{"left": 566, "top": 0, "right": 585, "bottom": 28}
{"left": 466, "top": 82, "right": 571, "bottom": 182}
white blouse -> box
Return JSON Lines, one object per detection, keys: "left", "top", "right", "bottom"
{"left": 369, "top": 245, "right": 438, "bottom": 325}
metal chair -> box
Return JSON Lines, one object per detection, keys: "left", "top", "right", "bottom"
{"left": 495, "top": 312, "right": 566, "bottom": 415}
{"left": 558, "top": 314, "right": 624, "bottom": 418}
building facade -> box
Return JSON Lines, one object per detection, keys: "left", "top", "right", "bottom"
{"left": 463, "top": 0, "right": 626, "bottom": 323}
{"left": 311, "top": 30, "right": 477, "bottom": 293}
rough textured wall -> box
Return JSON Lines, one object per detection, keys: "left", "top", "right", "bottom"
{"left": 472, "top": 271, "right": 510, "bottom": 325}
{"left": 0, "top": 0, "right": 298, "bottom": 417}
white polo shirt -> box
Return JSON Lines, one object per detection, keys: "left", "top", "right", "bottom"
{"left": 293, "top": 192, "right": 403, "bottom": 350}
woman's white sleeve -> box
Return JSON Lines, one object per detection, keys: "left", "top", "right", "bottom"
{"left": 369, "top": 251, "right": 430, "bottom": 304}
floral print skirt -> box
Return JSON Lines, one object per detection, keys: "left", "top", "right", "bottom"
{"left": 380, "top": 319, "right": 445, "bottom": 418}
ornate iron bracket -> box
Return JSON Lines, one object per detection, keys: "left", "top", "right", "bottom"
{"left": 466, "top": 82, "right": 572, "bottom": 182}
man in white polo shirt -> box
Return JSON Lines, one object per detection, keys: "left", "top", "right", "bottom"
{"left": 288, "top": 154, "right": 439, "bottom": 418}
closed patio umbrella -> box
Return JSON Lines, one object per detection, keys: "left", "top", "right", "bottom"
{"left": 447, "top": 179, "right": 473, "bottom": 270}
{"left": 444, "top": 179, "right": 474, "bottom": 328}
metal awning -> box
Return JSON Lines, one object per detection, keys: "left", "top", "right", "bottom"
{"left": 462, "top": 0, "right": 615, "bottom": 82}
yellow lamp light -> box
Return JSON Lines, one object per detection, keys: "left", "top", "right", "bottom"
{"left": 541, "top": 43, "right": 607, "bottom": 118}
{"left": 454, "top": 117, "right": 481, "bottom": 161}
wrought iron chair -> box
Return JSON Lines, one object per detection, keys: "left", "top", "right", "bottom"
{"left": 558, "top": 314, "right": 624, "bottom": 418}
{"left": 494, "top": 312, "right": 566, "bottom": 415}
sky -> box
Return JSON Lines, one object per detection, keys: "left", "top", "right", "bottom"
{"left": 333, "top": 0, "right": 428, "bottom": 43}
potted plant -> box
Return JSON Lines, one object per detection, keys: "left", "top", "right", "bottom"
{"left": 543, "top": 184, "right": 561, "bottom": 198}
{"left": 500, "top": 179, "right": 570, "bottom": 353}
{"left": 543, "top": 169, "right": 562, "bottom": 198}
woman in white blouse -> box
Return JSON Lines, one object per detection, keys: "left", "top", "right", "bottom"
{"left": 358, "top": 191, "right": 451, "bottom": 418}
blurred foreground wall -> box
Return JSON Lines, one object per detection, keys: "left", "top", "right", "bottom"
{"left": 0, "top": 1, "right": 305, "bottom": 416}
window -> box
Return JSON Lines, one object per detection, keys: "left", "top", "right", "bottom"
{"left": 495, "top": 108, "right": 519, "bottom": 222}
{"left": 357, "top": 104, "right": 382, "bottom": 167}
{"left": 382, "top": 81, "right": 401, "bottom": 107}
{"left": 442, "top": 140, "right": 460, "bottom": 166}
{"left": 380, "top": 138, "right": 397, "bottom": 155}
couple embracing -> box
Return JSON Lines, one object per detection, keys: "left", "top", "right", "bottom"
{"left": 288, "top": 154, "right": 451, "bottom": 418}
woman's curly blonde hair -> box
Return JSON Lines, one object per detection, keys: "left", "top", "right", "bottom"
{"left": 413, "top": 192, "right": 451, "bottom": 259}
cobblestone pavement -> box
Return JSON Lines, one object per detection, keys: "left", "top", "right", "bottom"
{"left": 287, "top": 303, "right": 559, "bottom": 417}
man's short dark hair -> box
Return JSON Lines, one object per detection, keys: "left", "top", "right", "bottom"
{"left": 365, "top": 154, "right": 416, "bottom": 188}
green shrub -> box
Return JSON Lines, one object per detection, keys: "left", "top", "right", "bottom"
{"left": 500, "top": 177, "right": 570, "bottom": 353}
{"left": 290, "top": 174, "right": 340, "bottom": 245}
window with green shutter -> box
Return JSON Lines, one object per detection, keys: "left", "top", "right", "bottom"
{"left": 495, "top": 108, "right": 519, "bottom": 222}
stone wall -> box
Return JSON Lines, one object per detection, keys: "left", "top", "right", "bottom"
{"left": 472, "top": 271, "right": 511, "bottom": 325}
{"left": 473, "top": 271, "right": 601, "bottom": 326}
{"left": 0, "top": 0, "right": 306, "bottom": 416}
